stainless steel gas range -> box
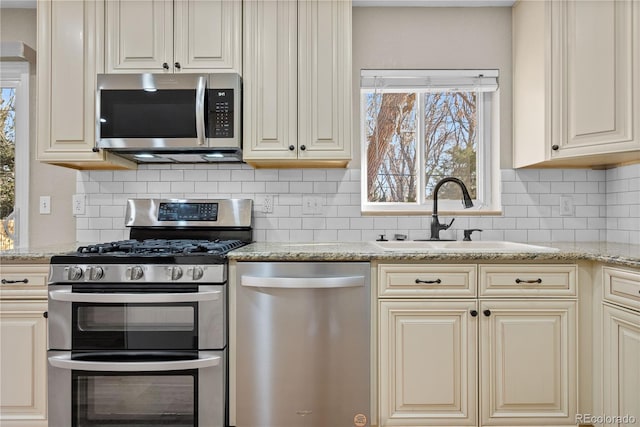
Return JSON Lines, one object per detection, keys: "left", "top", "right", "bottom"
{"left": 47, "top": 198, "right": 252, "bottom": 427}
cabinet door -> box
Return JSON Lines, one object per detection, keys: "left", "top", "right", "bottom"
{"left": 37, "top": 0, "right": 135, "bottom": 169}
{"left": 242, "top": 0, "right": 298, "bottom": 161}
{"left": 480, "top": 300, "right": 577, "bottom": 426}
{"left": 0, "top": 301, "right": 48, "bottom": 426}
{"left": 603, "top": 304, "right": 640, "bottom": 427}
{"left": 174, "top": 0, "right": 241, "bottom": 73}
{"left": 105, "top": 0, "right": 173, "bottom": 73}
{"left": 379, "top": 300, "right": 477, "bottom": 426}
{"left": 298, "top": 0, "right": 351, "bottom": 160}
{"left": 553, "top": 0, "right": 638, "bottom": 157}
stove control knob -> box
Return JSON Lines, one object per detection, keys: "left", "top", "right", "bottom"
{"left": 171, "top": 266, "right": 183, "bottom": 281}
{"left": 67, "top": 266, "right": 84, "bottom": 281}
{"left": 88, "top": 266, "right": 104, "bottom": 281}
{"left": 191, "top": 266, "right": 204, "bottom": 281}
{"left": 127, "top": 266, "right": 144, "bottom": 281}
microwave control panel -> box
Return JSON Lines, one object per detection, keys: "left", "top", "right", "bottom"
{"left": 208, "top": 89, "right": 234, "bottom": 138}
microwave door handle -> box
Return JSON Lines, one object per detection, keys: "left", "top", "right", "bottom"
{"left": 48, "top": 289, "right": 221, "bottom": 303}
{"left": 48, "top": 352, "right": 221, "bottom": 372}
{"left": 195, "top": 76, "right": 206, "bottom": 146}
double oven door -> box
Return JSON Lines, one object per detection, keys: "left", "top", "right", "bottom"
{"left": 47, "top": 283, "right": 227, "bottom": 427}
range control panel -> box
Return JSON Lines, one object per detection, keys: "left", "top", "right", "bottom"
{"left": 158, "top": 202, "right": 219, "bottom": 222}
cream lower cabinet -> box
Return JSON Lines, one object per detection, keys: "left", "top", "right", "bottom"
{"left": 379, "top": 300, "right": 478, "bottom": 426}
{"left": 242, "top": 0, "right": 352, "bottom": 168}
{"left": 0, "top": 264, "right": 48, "bottom": 426}
{"left": 601, "top": 266, "right": 640, "bottom": 426}
{"left": 37, "top": 0, "right": 135, "bottom": 170}
{"left": 479, "top": 300, "right": 577, "bottom": 426}
{"left": 377, "top": 263, "right": 578, "bottom": 427}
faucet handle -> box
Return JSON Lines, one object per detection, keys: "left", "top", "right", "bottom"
{"left": 443, "top": 218, "right": 455, "bottom": 230}
{"left": 463, "top": 229, "right": 483, "bottom": 241}
{"left": 376, "top": 234, "right": 388, "bottom": 242}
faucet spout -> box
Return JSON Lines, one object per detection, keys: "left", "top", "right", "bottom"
{"left": 430, "top": 177, "right": 474, "bottom": 240}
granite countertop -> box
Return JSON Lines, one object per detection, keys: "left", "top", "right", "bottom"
{"left": 2, "top": 241, "right": 639, "bottom": 269}
{"left": 228, "top": 241, "right": 640, "bottom": 269}
{"left": 0, "top": 242, "right": 83, "bottom": 264}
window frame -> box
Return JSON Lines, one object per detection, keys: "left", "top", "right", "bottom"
{"left": 360, "top": 69, "right": 501, "bottom": 215}
{"left": 1, "top": 61, "right": 31, "bottom": 247}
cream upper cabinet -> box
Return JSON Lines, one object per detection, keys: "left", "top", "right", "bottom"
{"left": 37, "top": 0, "right": 135, "bottom": 170}
{"left": 479, "top": 300, "right": 577, "bottom": 426}
{"left": 379, "top": 300, "right": 478, "bottom": 426}
{"left": 105, "top": 0, "right": 241, "bottom": 74}
{"left": 513, "top": 0, "right": 640, "bottom": 168}
{"left": 0, "top": 264, "right": 49, "bottom": 426}
{"left": 242, "top": 0, "right": 352, "bottom": 168}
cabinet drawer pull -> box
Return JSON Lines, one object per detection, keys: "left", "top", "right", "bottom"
{"left": 1, "top": 278, "right": 29, "bottom": 284}
{"left": 415, "top": 278, "right": 441, "bottom": 284}
{"left": 483, "top": 309, "right": 491, "bottom": 317}
{"left": 470, "top": 310, "right": 478, "bottom": 317}
{"left": 515, "top": 278, "right": 542, "bottom": 284}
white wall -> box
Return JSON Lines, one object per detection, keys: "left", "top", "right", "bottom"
{"left": 352, "top": 7, "right": 513, "bottom": 168}
{"left": 1, "top": 7, "right": 77, "bottom": 247}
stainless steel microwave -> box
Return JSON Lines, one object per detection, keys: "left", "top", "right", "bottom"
{"left": 96, "top": 73, "right": 242, "bottom": 163}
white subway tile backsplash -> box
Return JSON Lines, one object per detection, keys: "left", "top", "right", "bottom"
{"left": 303, "top": 170, "right": 326, "bottom": 181}
{"left": 75, "top": 162, "right": 639, "bottom": 244}
{"left": 160, "top": 170, "right": 184, "bottom": 181}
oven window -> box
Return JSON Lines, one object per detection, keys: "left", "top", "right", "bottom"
{"left": 73, "top": 371, "right": 197, "bottom": 427}
{"left": 73, "top": 303, "right": 198, "bottom": 350}
{"left": 77, "top": 306, "right": 194, "bottom": 332}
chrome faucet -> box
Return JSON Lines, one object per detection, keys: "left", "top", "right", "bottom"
{"left": 430, "top": 177, "right": 474, "bottom": 240}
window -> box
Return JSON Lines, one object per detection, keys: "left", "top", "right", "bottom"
{"left": 360, "top": 70, "right": 500, "bottom": 214}
{"left": 1, "top": 61, "right": 31, "bottom": 249}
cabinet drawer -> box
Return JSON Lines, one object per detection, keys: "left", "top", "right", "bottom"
{"left": 603, "top": 267, "right": 640, "bottom": 312}
{"left": 378, "top": 264, "right": 476, "bottom": 297}
{"left": 479, "top": 264, "right": 577, "bottom": 297}
{"left": 0, "top": 264, "right": 49, "bottom": 299}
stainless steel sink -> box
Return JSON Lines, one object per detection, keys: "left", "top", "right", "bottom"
{"left": 372, "top": 240, "right": 559, "bottom": 253}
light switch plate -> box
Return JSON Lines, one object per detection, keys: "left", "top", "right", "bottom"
{"left": 39, "top": 196, "right": 51, "bottom": 214}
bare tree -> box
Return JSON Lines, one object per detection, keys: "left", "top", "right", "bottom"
{"left": 365, "top": 90, "right": 477, "bottom": 203}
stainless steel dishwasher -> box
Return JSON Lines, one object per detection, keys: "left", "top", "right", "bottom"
{"left": 235, "top": 262, "right": 371, "bottom": 427}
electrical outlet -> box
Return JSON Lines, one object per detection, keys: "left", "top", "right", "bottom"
{"left": 262, "top": 195, "right": 274, "bottom": 214}
{"left": 72, "top": 194, "right": 86, "bottom": 215}
{"left": 302, "top": 195, "right": 324, "bottom": 215}
{"left": 560, "top": 195, "right": 574, "bottom": 216}
{"left": 39, "top": 196, "right": 51, "bottom": 214}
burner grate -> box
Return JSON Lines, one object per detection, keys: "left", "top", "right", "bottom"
{"left": 77, "top": 239, "right": 245, "bottom": 256}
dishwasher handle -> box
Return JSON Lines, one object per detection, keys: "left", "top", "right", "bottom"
{"left": 241, "top": 275, "right": 365, "bottom": 289}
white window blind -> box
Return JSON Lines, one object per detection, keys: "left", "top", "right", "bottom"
{"left": 361, "top": 69, "right": 499, "bottom": 92}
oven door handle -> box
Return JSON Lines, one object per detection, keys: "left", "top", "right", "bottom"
{"left": 48, "top": 352, "right": 221, "bottom": 372}
{"left": 240, "top": 275, "right": 365, "bottom": 289}
{"left": 48, "top": 289, "right": 221, "bottom": 303}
